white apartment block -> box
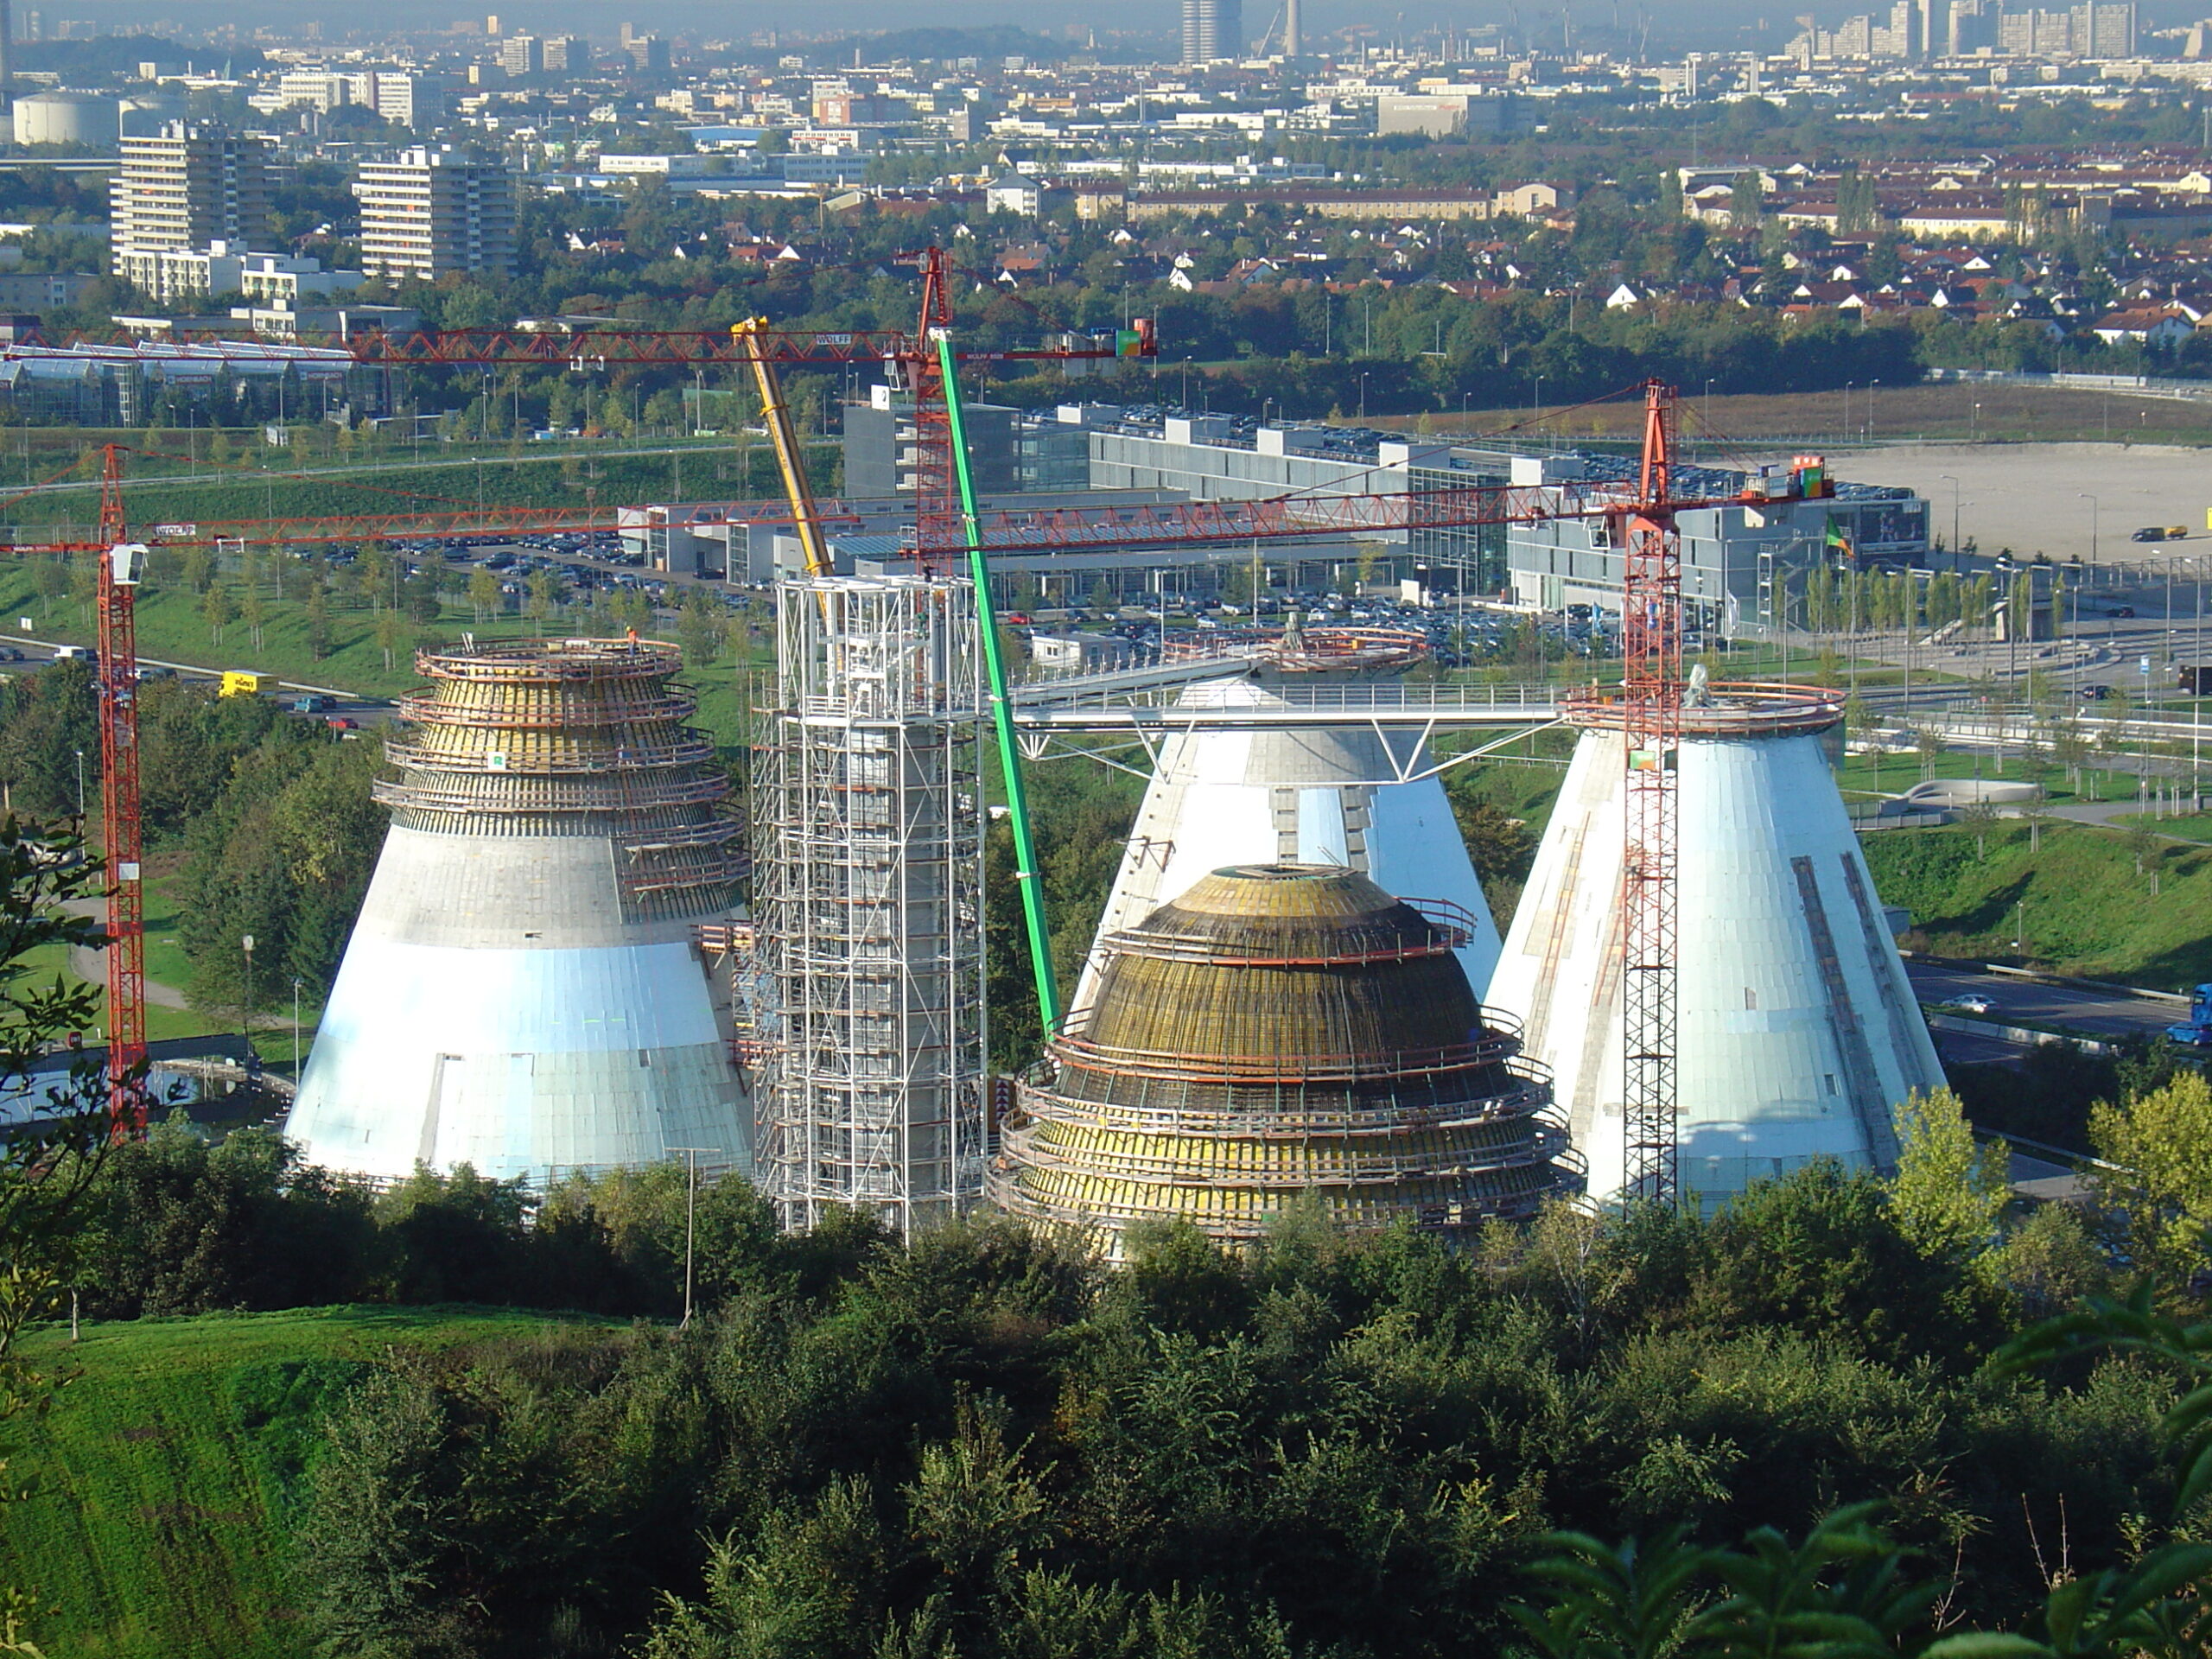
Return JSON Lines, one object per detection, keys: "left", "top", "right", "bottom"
{"left": 109, "top": 122, "right": 269, "bottom": 278}
{"left": 270, "top": 69, "right": 437, "bottom": 129}
{"left": 353, "top": 146, "right": 518, "bottom": 282}
{"left": 112, "top": 243, "right": 365, "bottom": 304}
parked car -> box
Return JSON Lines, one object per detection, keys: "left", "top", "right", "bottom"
{"left": 325, "top": 715, "right": 359, "bottom": 732}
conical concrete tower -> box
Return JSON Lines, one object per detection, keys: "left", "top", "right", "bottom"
{"left": 287, "top": 639, "right": 747, "bottom": 1185}
{"left": 1486, "top": 683, "right": 1941, "bottom": 1207}
{"left": 1076, "top": 678, "right": 1502, "bottom": 1014}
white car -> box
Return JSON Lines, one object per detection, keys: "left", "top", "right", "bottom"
{"left": 1950, "top": 994, "right": 1997, "bottom": 1015}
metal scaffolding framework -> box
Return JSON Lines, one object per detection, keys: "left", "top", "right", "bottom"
{"left": 751, "top": 575, "right": 989, "bottom": 1241}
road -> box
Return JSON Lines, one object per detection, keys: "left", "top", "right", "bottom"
{"left": 1904, "top": 961, "right": 2184, "bottom": 1039}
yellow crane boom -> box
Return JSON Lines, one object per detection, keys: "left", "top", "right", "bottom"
{"left": 732, "top": 316, "right": 832, "bottom": 578}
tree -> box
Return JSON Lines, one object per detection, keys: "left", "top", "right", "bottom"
{"left": 375, "top": 607, "right": 410, "bottom": 673}
{"left": 1885, "top": 1087, "right": 2005, "bottom": 1270}
{"left": 305, "top": 584, "right": 334, "bottom": 660}
{"left": 1729, "top": 171, "right": 1764, "bottom": 230}
{"left": 467, "top": 568, "right": 500, "bottom": 622}
{"left": 524, "top": 569, "right": 564, "bottom": 625}
{"left": 240, "top": 587, "right": 268, "bottom": 653}
{"left": 677, "top": 594, "right": 724, "bottom": 666}
{"left": 2088, "top": 1071, "right": 2212, "bottom": 1302}
{"left": 200, "top": 582, "right": 238, "bottom": 645}
{"left": 0, "top": 817, "right": 122, "bottom": 1656}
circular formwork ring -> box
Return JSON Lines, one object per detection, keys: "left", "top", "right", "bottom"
{"left": 413, "top": 638, "right": 681, "bottom": 684}
{"left": 996, "top": 1120, "right": 1572, "bottom": 1188}
{"left": 1560, "top": 679, "right": 1845, "bottom": 737}
{"left": 1096, "top": 894, "right": 1480, "bottom": 969}
{"left": 1011, "top": 1079, "right": 1557, "bottom": 1143}
{"left": 382, "top": 737, "right": 719, "bottom": 775}
{"left": 396, "top": 690, "right": 699, "bottom": 728}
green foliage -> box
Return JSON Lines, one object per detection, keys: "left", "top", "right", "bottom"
{"left": 2088, "top": 1071, "right": 2212, "bottom": 1305}
{"left": 172, "top": 731, "right": 385, "bottom": 1010}
{"left": 1885, "top": 1088, "right": 2008, "bottom": 1268}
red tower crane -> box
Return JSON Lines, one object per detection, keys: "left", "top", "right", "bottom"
{"left": 1617, "top": 382, "right": 1684, "bottom": 1205}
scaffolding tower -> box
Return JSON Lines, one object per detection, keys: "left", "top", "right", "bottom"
{"left": 752, "top": 575, "right": 988, "bottom": 1240}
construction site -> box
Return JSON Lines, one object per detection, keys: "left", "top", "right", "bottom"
{"left": 35, "top": 248, "right": 1956, "bottom": 1249}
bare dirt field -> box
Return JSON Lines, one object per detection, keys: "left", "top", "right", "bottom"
{"left": 1394, "top": 381, "right": 2212, "bottom": 449}
{"left": 1375, "top": 383, "right": 2212, "bottom": 568}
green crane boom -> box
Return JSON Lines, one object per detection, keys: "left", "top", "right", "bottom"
{"left": 938, "top": 335, "right": 1065, "bottom": 1036}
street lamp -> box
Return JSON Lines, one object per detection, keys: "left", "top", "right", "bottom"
{"left": 72, "top": 749, "right": 84, "bottom": 821}
{"left": 2078, "top": 491, "right": 2100, "bottom": 565}
{"left": 1703, "top": 377, "right": 1715, "bottom": 431}
{"left": 1938, "top": 474, "right": 1961, "bottom": 556}
{"left": 1844, "top": 381, "right": 1853, "bottom": 444}
{"left": 291, "top": 976, "right": 302, "bottom": 1077}
{"left": 240, "top": 933, "right": 255, "bottom": 1040}
{"left": 1867, "top": 378, "right": 1880, "bottom": 442}
{"left": 1359, "top": 372, "right": 1370, "bottom": 420}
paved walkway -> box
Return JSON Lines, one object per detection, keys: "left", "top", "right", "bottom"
{"left": 61, "top": 897, "right": 188, "bottom": 1008}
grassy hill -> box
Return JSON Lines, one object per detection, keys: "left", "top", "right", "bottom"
{"left": 0, "top": 1306, "right": 620, "bottom": 1659}
{"left": 1863, "top": 816, "right": 2212, "bottom": 988}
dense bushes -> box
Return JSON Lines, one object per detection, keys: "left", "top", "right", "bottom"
{"left": 211, "top": 1166, "right": 2174, "bottom": 1659}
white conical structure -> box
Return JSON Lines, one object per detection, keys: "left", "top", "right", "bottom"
{"left": 1487, "top": 686, "right": 1942, "bottom": 1206}
{"left": 287, "top": 640, "right": 748, "bottom": 1185}
{"left": 1075, "top": 678, "right": 1502, "bottom": 1014}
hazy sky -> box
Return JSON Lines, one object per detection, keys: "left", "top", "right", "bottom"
{"left": 46, "top": 0, "right": 1701, "bottom": 45}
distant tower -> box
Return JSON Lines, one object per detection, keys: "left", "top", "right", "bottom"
{"left": 992, "top": 864, "right": 1568, "bottom": 1262}
{"left": 751, "top": 575, "right": 988, "bottom": 1242}
{"left": 1283, "top": 0, "right": 1302, "bottom": 55}
{"left": 286, "top": 640, "right": 747, "bottom": 1185}
{"left": 1181, "top": 0, "right": 1244, "bottom": 62}
{"left": 1484, "top": 684, "right": 1942, "bottom": 1208}
{"left": 1077, "top": 677, "right": 1503, "bottom": 1010}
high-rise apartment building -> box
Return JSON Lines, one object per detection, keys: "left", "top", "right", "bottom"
{"left": 497, "top": 33, "right": 542, "bottom": 75}
{"left": 109, "top": 122, "right": 269, "bottom": 281}
{"left": 1180, "top": 0, "right": 1243, "bottom": 62}
{"left": 353, "top": 146, "right": 517, "bottom": 282}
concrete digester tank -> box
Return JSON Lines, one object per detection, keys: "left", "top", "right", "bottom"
{"left": 1076, "top": 676, "right": 1503, "bottom": 1011}
{"left": 286, "top": 639, "right": 748, "bottom": 1184}
{"left": 990, "top": 863, "right": 1569, "bottom": 1262}
{"left": 1484, "top": 682, "right": 1942, "bottom": 1207}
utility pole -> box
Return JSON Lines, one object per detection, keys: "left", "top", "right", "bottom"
{"left": 667, "top": 1147, "right": 719, "bottom": 1328}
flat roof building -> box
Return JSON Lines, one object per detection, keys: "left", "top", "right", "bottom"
{"left": 354, "top": 146, "right": 518, "bottom": 283}
{"left": 110, "top": 122, "right": 269, "bottom": 281}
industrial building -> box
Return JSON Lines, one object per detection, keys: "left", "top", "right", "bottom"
{"left": 989, "top": 863, "right": 1567, "bottom": 1260}
{"left": 1484, "top": 683, "right": 1943, "bottom": 1207}
{"left": 749, "top": 575, "right": 989, "bottom": 1240}
{"left": 286, "top": 639, "right": 748, "bottom": 1185}
{"left": 818, "top": 402, "right": 1931, "bottom": 623}
{"left": 1076, "top": 676, "right": 1503, "bottom": 1009}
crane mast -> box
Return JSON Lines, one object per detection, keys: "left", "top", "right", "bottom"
{"left": 93, "top": 444, "right": 148, "bottom": 1127}
{"left": 1619, "top": 381, "right": 1683, "bottom": 1205}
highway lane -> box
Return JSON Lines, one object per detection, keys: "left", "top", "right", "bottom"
{"left": 1904, "top": 960, "right": 2186, "bottom": 1040}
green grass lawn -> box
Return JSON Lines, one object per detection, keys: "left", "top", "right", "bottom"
{"left": 1862, "top": 816, "right": 2212, "bottom": 988}
{"left": 1, "top": 1306, "right": 623, "bottom": 1659}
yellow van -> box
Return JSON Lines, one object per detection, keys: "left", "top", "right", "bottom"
{"left": 219, "top": 671, "right": 277, "bottom": 698}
